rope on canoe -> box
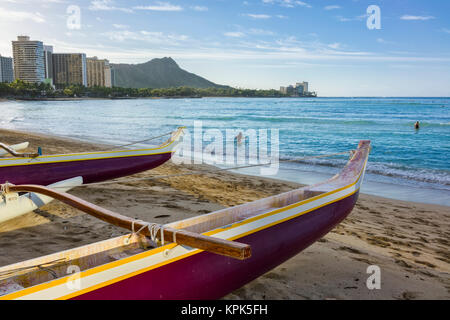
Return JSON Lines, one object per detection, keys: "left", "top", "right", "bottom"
{"left": 128, "top": 220, "right": 166, "bottom": 246}
{"left": 0, "top": 258, "right": 68, "bottom": 281}
{"left": 172, "top": 229, "right": 179, "bottom": 244}
{"left": 127, "top": 219, "right": 148, "bottom": 242}
{"left": 103, "top": 130, "right": 176, "bottom": 151}
{"left": 0, "top": 182, "right": 10, "bottom": 195}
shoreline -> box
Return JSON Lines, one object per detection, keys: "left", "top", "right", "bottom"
{"left": 2, "top": 123, "right": 447, "bottom": 207}
{"left": 0, "top": 96, "right": 195, "bottom": 102}
{"left": 0, "top": 128, "right": 448, "bottom": 299}
{"left": 1, "top": 97, "right": 449, "bottom": 103}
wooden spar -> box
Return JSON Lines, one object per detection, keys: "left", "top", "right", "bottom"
{"left": 0, "top": 142, "right": 29, "bottom": 156}
{"left": 5, "top": 184, "right": 251, "bottom": 260}
{"left": 0, "top": 177, "right": 83, "bottom": 224}
{"left": 0, "top": 143, "right": 39, "bottom": 158}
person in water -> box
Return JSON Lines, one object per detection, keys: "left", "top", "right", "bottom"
{"left": 414, "top": 121, "right": 420, "bottom": 130}
{"left": 235, "top": 132, "right": 243, "bottom": 146}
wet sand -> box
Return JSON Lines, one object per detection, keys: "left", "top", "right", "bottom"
{"left": 0, "top": 128, "right": 449, "bottom": 299}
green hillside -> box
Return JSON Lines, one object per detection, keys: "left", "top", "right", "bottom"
{"left": 111, "top": 57, "right": 227, "bottom": 89}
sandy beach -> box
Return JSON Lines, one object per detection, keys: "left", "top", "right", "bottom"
{"left": 0, "top": 128, "right": 448, "bottom": 300}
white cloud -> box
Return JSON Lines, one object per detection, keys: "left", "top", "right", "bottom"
{"left": 113, "top": 24, "right": 128, "bottom": 29}
{"left": 443, "top": 28, "right": 450, "bottom": 34}
{"left": 328, "top": 42, "right": 341, "bottom": 49}
{"left": 192, "top": 6, "right": 208, "bottom": 12}
{"left": 0, "top": 8, "right": 45, "bottom": 23}
{"left": 400, "top": 15, "right": 435, "bottom": 21}
{"left": 295, "top": 1, "right": 311, "bottom": 8}
{"left": 224, "top": 32, "right": 245, "bottom": 38}
{"left": 133, "top": 2, "right": 183, "bottom": 12}
{"left": 42, "top": 35, "right": 450, "bottom": 68}
{"left": 248, "top": 28, "right": 275, "bottom": 36}
{"left": 223, "top": 28, "right": 275, "bottom": 38}
{"left": 65, "top": 31, "right": 87, "bottom": 37}
{"left": 337, "top": 14, "right": 367, "bottom": 22}
{"left": 324, "top": 5, "right": 340, "bottom": 10}
{"left": 102, "top": 29, "right": 188, "bottom": 44}
{"left": 3, "top": 0, "right": 65, "bottom": 2}
{"left": 377, "top": 38, "right": 395, "bottom": 44}
{"left": 244, "top": 13, "right": 271, "bottom": 19}
{"left": 262, "top": 0, "right": 311, "bottom": 8}
{"left": 89, "top": 0, "right": 133, "bottom": 13}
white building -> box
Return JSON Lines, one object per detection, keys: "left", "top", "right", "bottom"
{"left": 12, "top": 36, "right": 45, "bottom": 83}
{"left": 43, "top": 45, "right": 53, "bottom": 84}
{"left": 0, "top": 55, "right": 14, "bottom": 83}
{"left": 86, "top": 57, "right": 112, "bottom": 88}
{"left": 296, "top": 82, "right": 308, "bottom": 93}
{"left": 104, "top": 61, "right": 112, "bottom": 88}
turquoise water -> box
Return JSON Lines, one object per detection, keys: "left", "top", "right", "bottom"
{"left": 1, "top": 97, "right": 449, "bottom": 206}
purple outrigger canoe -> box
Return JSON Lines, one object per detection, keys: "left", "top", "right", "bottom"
{"left": 0, "top": 140, "right": 370, "bottom": 300}
{"left": 0, "top": 127, "right": 185, "bottom": 186}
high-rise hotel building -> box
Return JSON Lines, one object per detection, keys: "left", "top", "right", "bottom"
{"left": 86, "top": 57, "right": 112, "bottom": 88}
{"left": 12, "top": 36, "right": 45, "bottom": 83}
{"left": 43, "top": 45, "right": 53, "bottom": 84}
{"left": 104, "top": 61, "right": 112, "bottom": 88}
{"left": 52, "top": 53, "right": 87, "bottom": 88}
{"left": 0, "top": 55, "right": 14, "bottom": 83}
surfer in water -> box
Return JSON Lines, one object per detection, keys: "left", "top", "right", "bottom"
{"left": 235, "top": 132, "right": 243, "bottom": 146}
{"left": 414, "top": 121, "right": 420, "bottom": 130}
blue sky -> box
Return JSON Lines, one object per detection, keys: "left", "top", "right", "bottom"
{"left": 0, "top": 0, "right": 449, "bottom": 96}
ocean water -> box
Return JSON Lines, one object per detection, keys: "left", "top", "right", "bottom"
{"left": 1, "top": 97, "right": 449, "bottom": 206}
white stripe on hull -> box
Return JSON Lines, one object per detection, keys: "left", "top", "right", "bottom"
{"left": 14, "top": 179, "right": 361, "bottom": 300}
{"left": 0, "top": 128, "right": 184, "bottom": 167}
{"left": 0, "top": 145, "right": 174, "bottom": 167}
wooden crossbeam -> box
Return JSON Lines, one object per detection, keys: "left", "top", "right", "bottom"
{"left": 7, "top": 184, "right": 251, "bottom": 260}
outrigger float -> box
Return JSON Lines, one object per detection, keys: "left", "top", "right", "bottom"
{"left": 0, "top": 140, "right": 370, "bottom": 300}
{"left": 0, "top": 176, "right": 82, "bottom": 224}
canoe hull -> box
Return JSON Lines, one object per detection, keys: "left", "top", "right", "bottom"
{"left": 0, "top": 140, "right": 369, "bottom": 300}
{"left": 73, "top": 191, "right": 358, "bottom": 300}
{"left": 0, "top": 153, "right": 172, "bottom": 186}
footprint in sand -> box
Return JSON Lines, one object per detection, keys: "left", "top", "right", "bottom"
{"left": 400, "top": 291, "right": 420, "bottom": 300}
{"left": 263, "top": 272, "right": 285, "bottom": 280}
{"left": 163, "top": 203, "right": 181, "bottom": 209}
{"left": 395, "top": 259, "right": 412, "bottom": 269}
{"left": 414, "top": 260, "right": 436, "bottom": 268}
{"left": 338, "top": 246, "right": 362, "bottom": 254}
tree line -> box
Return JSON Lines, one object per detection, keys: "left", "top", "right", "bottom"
{"left": 0, "top": 80, "right": 287, "bottom": 99}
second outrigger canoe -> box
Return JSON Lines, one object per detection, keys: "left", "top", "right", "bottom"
{"left": 0, "top": 140, "right": 370, "bottom": 300}
{"left": 0, "top": 128, "right": 184, "bottom": 186}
